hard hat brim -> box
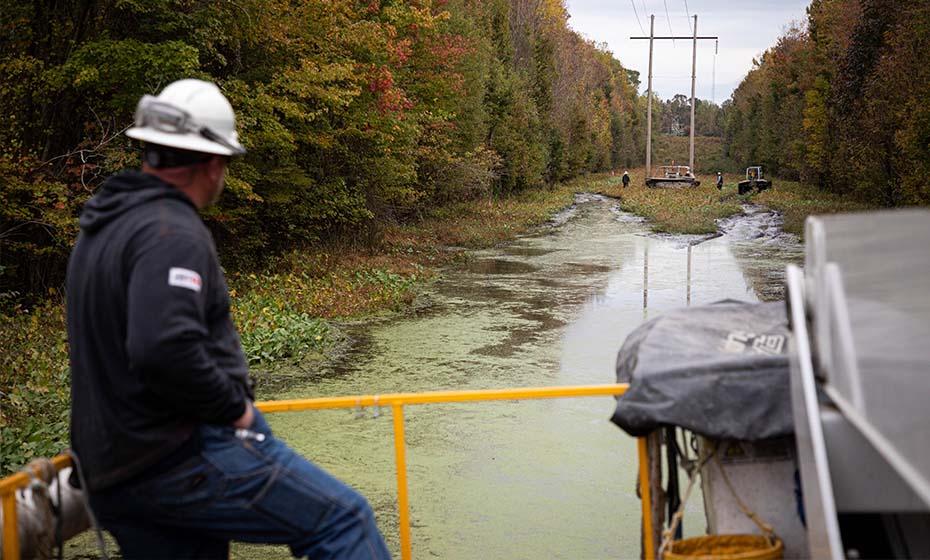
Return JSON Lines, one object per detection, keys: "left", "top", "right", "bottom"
{"left": 127, "top": 127, "right": 243, "bottom": 156}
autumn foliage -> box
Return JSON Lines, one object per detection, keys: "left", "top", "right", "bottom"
{"left": 0, "top": 0, "right": 642, "bottom": 299}
{"left": 723, "top": 0, "right": 930, "bottom": 206}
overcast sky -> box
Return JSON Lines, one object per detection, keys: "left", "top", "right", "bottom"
{"left": 563, "top": 0, "right": 812, "bottom": 103}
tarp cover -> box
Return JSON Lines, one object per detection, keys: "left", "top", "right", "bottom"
{"left": 610, "top": 300, "right": 793, "bottom": 440}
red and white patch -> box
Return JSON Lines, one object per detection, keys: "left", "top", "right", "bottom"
{"left": 168, "top": 267, "right": 202, "bottom": 292}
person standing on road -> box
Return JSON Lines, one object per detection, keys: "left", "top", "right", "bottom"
{"left": 716, "top": 172, "right": 724, "bottom": 190}
{"left": 66, "top": 79, "right": 391, "bottom": 560}
{"left": 622, "top": 170, "right": 630, "bottom": 188}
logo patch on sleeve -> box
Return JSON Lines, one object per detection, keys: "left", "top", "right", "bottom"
{"left": 168, "top": 267, "right": 203, "bottom": 292}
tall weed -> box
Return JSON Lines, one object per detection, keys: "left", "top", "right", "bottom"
{"left": 0, "top": 303, "right": 70, "bottom": 473}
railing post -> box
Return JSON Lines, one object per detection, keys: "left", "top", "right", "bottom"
{"left": 638, "top": 438, "right": 655, "bottom": 560}
{"left": 392, "top": 404, "right": 412, "bottom": 560}
{"left": 2, "top": 491, "right": 20, "bottom": 560}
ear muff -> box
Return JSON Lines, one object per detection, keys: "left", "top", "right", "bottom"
{"left": 143, "top": 144, "right": 212, "bottom": 169}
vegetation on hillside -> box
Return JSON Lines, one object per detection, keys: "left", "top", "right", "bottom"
{"left": 723, "top": 0, "right": 930, "bottom": 206}
{"left": 0, "top": 0, "right": 645, "bottom": 301}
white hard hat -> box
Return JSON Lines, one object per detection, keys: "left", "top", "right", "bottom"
{"left": 126, "top": 79, "right": 245, "bottom": 156}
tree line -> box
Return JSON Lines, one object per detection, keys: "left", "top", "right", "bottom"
{"left": 0, "top": 0, "right": 645, "bottom": 300}
{"left": 655, "top": 94, "right": 724, "bottom": 138}
{"left": 722, "top": 0, "right": 930, "bottom": 205}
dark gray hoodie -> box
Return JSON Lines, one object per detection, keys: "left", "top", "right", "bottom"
{"left": 66, "top": 171, "right": 252, "bottom": 491}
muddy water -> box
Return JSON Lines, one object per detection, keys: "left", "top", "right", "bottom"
{"left": 242, "top": 196, "right": 802, "bottom": 559}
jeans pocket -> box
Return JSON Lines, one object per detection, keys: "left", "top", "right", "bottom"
{"left": 133, "top": 455, "right": 226, "bottom": 516}
{"left": 200, "top": 426, "right": 277, "bottom": 479}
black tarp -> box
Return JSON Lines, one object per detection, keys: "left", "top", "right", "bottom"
{"left": 610, "top": 300, "right": 794, "bottom": 440}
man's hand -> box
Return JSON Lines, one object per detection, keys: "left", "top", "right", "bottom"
{"left": 233, "top": 401, "right": 255, "bottom": 429}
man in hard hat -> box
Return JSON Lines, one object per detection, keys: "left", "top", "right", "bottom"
{"left": 622, "top": 170, "right": 630, "bottom": 188}
{"left": 716, "top": 171, "right": 724, "bottom": 190}
{"left": 66, "top": 79, "right": 391, "bottom": 559}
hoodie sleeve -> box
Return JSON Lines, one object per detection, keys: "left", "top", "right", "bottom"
{"left": 125, "top": 230, "right": 247, "bottom": 425}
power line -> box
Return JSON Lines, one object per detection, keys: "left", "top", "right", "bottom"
{"left": 630, "top": 0, "right": 646, "bottom": 35}
{"left": 663, "top": 0, "right": 675, "bottom": 46}
{"left": 683, "top": 0, "right": 692, "bottom": 33}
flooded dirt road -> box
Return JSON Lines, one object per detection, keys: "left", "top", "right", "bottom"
{"left": 247, "top": 195, "right": 802, "bottom": 559}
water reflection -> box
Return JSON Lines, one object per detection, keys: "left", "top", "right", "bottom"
{"left": 685, "top": 245, "right": 691, "bottom": 307}
{"left": 233, "top": 196, "right": 801, "bottom": 560}
{"left": 643, "top": 243, "right": 649, "bottom": 314}
{"left": 719, "top": 204, "right": 804, "bottom": 301}
{"left": 463, "top": 258, "right": 540, "bottom": 275}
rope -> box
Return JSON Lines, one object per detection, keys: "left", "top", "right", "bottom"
{"left": 658, "top": 440, "right": 780, "bottom": 557}
{"left": 714, "top": 452, "right": 777, "bottom": 545}
{"left": 658, "top": 442, "right": 716, "bottom": 557}
{"left": 68, "top": 451, "right": 109, "bottom": 560}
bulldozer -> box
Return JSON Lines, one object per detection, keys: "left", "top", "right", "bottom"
{"left": 737, "top": 166, "right": 772, "bottom": 195}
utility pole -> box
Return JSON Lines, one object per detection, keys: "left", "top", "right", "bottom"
{"left": 632, "top": 19, "right": 717, "bottom": 178}
{"left": 689, "top": 14, "right": 698, "bottom": 172}
{"left": 646, "top": 15, "right": 654, "bottom": 180}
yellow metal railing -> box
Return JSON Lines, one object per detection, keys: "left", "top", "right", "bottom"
{"left": 1, "top": 454, "right": 74, "bottom": 560}
{"left": 2, "top": 384, "right": 655, "bottom": 560}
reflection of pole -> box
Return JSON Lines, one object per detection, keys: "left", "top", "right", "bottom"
{"left": 643, "top": 242, "right": 649, "bottom": 314}
{"left": 686, "top": 244, "right": 692, "bottom": 306}
{"left": 646, "top": 15, "right": 654, "bottom": 180}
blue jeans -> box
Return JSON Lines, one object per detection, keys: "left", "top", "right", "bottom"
{"left": 89, "top": 410, "right": 391, "bottom": 559}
